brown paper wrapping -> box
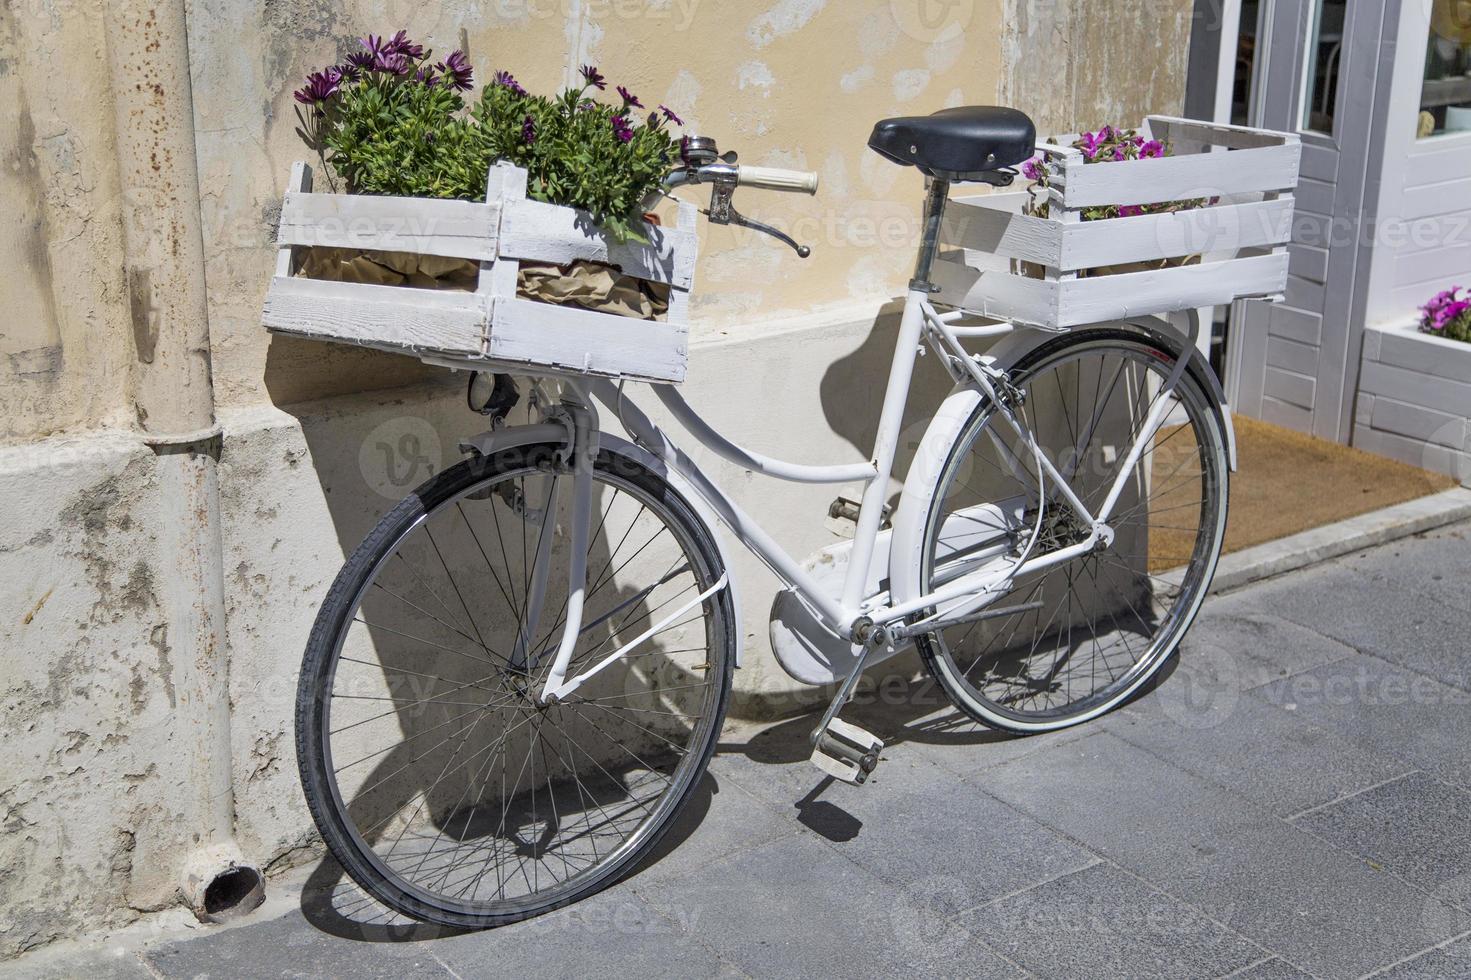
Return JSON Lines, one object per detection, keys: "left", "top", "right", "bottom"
{"left": 295, "top": 248, "right": 670, "bottom": 321}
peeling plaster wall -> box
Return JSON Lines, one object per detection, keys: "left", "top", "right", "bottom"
{"left": 0, "top": 438, "right": 201, "bottom": 955}
{"left": 0, "top": 2, "right": 137, "bottom": 442}
{"left": 1001, "top": 0, "right": 1195, "bottom": 135}
{"left": 0, "top": 0, "right": 1196, "bottom": 958}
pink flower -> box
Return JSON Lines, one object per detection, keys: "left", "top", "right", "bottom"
{"left": 1118, "top": 205, "right": 1144, "bottom": 218}
{"left": 1021, "top": 157, "right": 1045, "bottom": 181}
{"left": 1139, "top": 140, "right": 1165, "bottom": 159}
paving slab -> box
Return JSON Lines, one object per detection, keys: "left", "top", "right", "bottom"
{"left": 431, "top": 886, "right": 740, "bottom": 979}
{"left": 638, "top": 833, "right": 1021, "bottom": 979}
{"left": 1254, "top": 654, "right": 1471, "bottom": 792}
{"left": 143, "top": 908, "right": 454, "bottom": 979}
{"left": 1213, "top": 559, "right": 1471, "bottom": 695}
{"left": 1111, "top": 692, "right": 1411, "bottom": 818}
{"left": 1292, "top": 772, "right": 1471, "bottom": 909}
{"left": 627, "top": 771, "right": 796, "bottom": 886}
{"left": 1337, "top": 521, "right": 1471, "bottom": 615}
{"left": 959, "top": 861, "right": 1264, "bottom": 980}
{"left": 711, "top": 718, "right": 1097, "bottom": 914}
{"left": 1226, "top": 958, "right": 1315, "bottom": 979}
{"left": 1374, "top": 933, "right": 1471, "bottom": 980}
{"left": 977, "top": 731, "right": 1471, "bottom": 979}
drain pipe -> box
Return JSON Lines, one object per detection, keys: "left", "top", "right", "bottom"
{"left": 104, "top": 0, "right": 263, "bottom": 921}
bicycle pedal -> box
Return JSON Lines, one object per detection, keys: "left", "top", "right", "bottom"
{"left": 811, "top": 718, "right": 884, "bottom": 786}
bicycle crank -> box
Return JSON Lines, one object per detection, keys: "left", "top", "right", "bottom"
{"left": 807, "top": 618, "right": 890, "bottom": 785}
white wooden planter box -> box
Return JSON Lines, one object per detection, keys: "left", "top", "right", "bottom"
{"left": 1355, "top": 318, "right": 1471, "bottom": 485}
{"left": 933, "top": 116, "right": 1302, "bottom": 330}
{"left": 262, "top": 162, "right": 697, "bottom": 384}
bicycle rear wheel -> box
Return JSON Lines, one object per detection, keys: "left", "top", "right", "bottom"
{"left": 914, "top": 328, "right": 1229, "bottom": 734}
{"left": 296, "top": 444, "right": 734, "bottom": 928}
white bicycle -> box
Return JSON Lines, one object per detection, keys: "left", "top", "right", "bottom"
{"left": 296, "top": 106, "right": 1233, "bottom": 927}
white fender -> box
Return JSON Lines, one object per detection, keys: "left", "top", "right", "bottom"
{"left": 887, "top": 320, "right": 1235, "bottom": 609}
{"left": 460, "top": 426, "right": 745, "bottom": 667}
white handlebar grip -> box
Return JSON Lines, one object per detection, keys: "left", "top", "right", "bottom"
{"left": 736, "top": 166, "right": 820, "bottom": 194}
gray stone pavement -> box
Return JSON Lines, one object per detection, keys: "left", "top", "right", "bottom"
{"left": 9, "top": 520, "right": 1471, "bottom": 980}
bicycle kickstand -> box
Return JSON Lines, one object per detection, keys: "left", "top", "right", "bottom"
{"left": 809, "top": 620, "right": 893, "bottom": 786}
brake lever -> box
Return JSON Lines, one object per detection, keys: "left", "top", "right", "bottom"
{"left": 737, "top": 211, "right": 813, "bottom": 259}
{"left": 702, "top": 175, "right": 812, "bottom": 258}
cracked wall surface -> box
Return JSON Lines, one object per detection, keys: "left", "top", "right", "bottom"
{"left": 0, "top": 0, "right": 1194, "bottom": 959}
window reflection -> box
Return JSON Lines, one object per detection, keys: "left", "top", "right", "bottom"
{"left": 1420, "top": 0, "right": 1471, "bottom": 138}
{"left": 1301, "top": 0, "right": 1346, "bottom": 135}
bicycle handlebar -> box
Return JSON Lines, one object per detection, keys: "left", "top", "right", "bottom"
{"left": 736, "top": 166, "right": 820, "bottom": 195}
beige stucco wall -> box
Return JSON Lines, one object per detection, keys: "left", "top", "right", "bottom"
{"left": 0, "top": 0, "right": 1194, "bottom": 959}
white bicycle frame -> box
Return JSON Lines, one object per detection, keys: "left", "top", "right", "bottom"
{"left": 520, "top": 179, "right": 1199, "bottom": 705}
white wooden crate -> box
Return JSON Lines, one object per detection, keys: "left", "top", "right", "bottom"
{"left": 262, "top": 162, "right": 697, "bottom": 384}
{"left": 933, "top": 116, "right": 1302, "bottom": 330}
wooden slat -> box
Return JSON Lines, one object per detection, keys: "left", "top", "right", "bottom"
{"left": 279, "top": 191, "right": 501, "bottom": 260}
{"left": 1145, "top": 115, "right": 1299, "bottom": 151}
{"left": 1288, "top": 242, "right": 1329, "bottom": 283}
{"left": 1403, "top": 177, "right": 1471, "bottom": 221}
{"left": 1404, "top": 141, "right": 1471, "bottom": 188}
{"left": 941, "top": 194, "right": 1060, "bottom": 265}
{"left": 1299, "top": 142, "right": 1340, "bottom": 183}
{"left": 1057, "top": 197, "right": 1294, "bottom": 270}
{"left": 1294, "top": 176, "right": 1334, "bottom": 217}
{"left": 933, "top": 251, "right": 1289, "bottom": 330}
{"left": 1056, "top": 253, "right": 1289, "bottom": 327}
{"left": 488, "top": 298, "right": 688, "bottom": 384}
{"left": 1057, "top": 142, "right": 1301, "bottom": 209}
{"left": 263, "top": 276, "right": 487, "bottom": 355}
{"left": 498, "top": 197, "right": 697, "bottom": 289}
{"left": 943, "top": 195, "right": 1293, "bottom": 270}
{"left": 1264, "top": 366, "right": 1316, "bottom": 410}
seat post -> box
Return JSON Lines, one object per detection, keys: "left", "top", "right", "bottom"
{"left": 910, "top": 176, "right": 951, "bottom": 292}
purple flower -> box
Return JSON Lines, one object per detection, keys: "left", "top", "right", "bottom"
{"left": 1112, "top": 145, "right": 1127, "bottom": 161}
{"left": 522, "top": 114, "right": 537, "bottom": 145}
{"left": 1420, "top": 286, "right": 1471, "bottom": 334}
{"left": 494, "top": 69, "right": 527, "bottom": 96}
{"left": 440, "top": 50, "right": 474, "bottom": 91}
{"left": 1118, "top": 205, "right": 1144, "bottom": 218}
{"left": 617, "top": 85, "right": 643, "bottom": 109}
{"left": 612, "top": 114, "right": 634, "bottom": 143}
{"left": 1021, "top": 157, "right": 1044, "bottom": 181}
{"left": 293, "top": 67, "right": 342, "bottom": 105}
{"left": 415, "top": 66, "right": 440, "bottom": 86}
{"left": 659, "top": 104, "right": 683, "bottom": 126}
{"left": 580, "top": 64, "right": 607, "bottom": 90}
{"left": 360, "top": 34, "right": 390, "bottom": 62}
{"left": 1078, "top": 129, "right": 1107, "bottom": 160}
{"left": 336, "top": 61, "right": 361, "bottom": 83}
{"left": 376, "top": 52, "right": 411, "bottom": 75}
{"left": 1139, "top": 139, "right": 1165, "bottom": 159}
{"left": 385, "top": 30, "right": 424, "bottom": 60}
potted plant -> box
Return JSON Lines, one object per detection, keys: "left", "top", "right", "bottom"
{"left": 1018, "top": 126, "right": 1209, "bottom": 277}
{"left": 264, "top": 31, "right": 698, "bottom": 383}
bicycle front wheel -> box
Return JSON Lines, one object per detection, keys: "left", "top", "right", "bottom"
{"left": 296, "top": 444, "right": 734, "bottom": 928}
{"left": 914, "top": 328, "right": 1230, "bottom": 734}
